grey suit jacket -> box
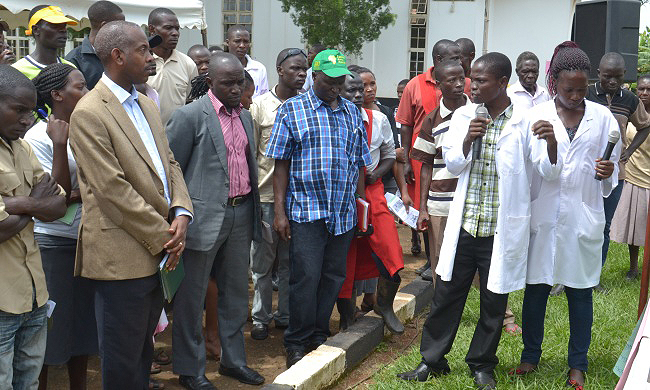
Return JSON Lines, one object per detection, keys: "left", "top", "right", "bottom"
{"left": 166, "top": 95, "right": 262, "bottom": 251}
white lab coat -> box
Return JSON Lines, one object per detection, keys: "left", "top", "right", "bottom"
{"left": 526, "top": 99, "right": 621, "bottom": 288}
{"left": 438, "top": 103, "right": 561, "bottom": 294}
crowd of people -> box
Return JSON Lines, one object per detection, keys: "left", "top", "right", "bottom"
{"left": 0, "top": 2, "right": 648, "bottom": 390}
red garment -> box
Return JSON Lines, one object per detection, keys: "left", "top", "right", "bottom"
{"left": 398, "top": 67, "right": 471, "bottom": 208}
{"left": 339, "top": 109, "right": 405, "bottom": 298}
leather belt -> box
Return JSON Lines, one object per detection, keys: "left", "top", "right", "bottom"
{"left": 227, "top": 192, "right": 250, "bottom": 207}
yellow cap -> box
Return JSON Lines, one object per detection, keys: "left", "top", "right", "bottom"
{"left": 26, "top": 6, "right": 77, "bottom": 36}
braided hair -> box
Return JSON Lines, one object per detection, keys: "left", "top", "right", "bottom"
{"left": 32, "top": 63, "right": 75, "bottom": 111}
{"left": 187, "top": 73, "right": 209, "bottom": 102}
{"left": 546, "top": 41, "right": 591, "bottom": 96}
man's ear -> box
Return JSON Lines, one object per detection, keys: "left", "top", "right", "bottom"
{"left": 111, "top": 47, "right": 124, "bottom": 66}
{"left": 499, "top": 75, "right": 509, "bottom": 89}
{"left": 148, "top": 24, "right": 155, "bottom": 36}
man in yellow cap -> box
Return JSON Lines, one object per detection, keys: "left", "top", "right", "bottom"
{"left": 12, "top": 5, "right": 77, "bottom": 79}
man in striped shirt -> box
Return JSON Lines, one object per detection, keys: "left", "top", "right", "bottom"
{"left": 411, "top": 61, "right": 469, "bottom": 282}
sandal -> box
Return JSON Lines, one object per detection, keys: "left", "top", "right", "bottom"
{"left": 153, "top": 348, "right": 172, "bottom": 365}
{"left": 566, "top": 369, "right": 584, "bottom": 389}
{"left": 150, "top": 362, "right": 161, "bottom": 375}
{"left": 504, "top": 323, "right": 522, "bottom": 335}
{"left": 508, "top": 363, "right": 537, "bottom": 376}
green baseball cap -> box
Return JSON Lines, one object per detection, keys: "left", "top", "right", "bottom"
{"left": 312, "top": 49, "right": 351, "bottom": 78}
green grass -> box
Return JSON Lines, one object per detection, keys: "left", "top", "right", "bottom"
{"left": 366, "top": 242, "right": 643, "bottom": 389}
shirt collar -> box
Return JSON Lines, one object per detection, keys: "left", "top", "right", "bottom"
{"left": 101, "top": 73, "right": 138, "bottom": 104}
{"left": 439, "top": 94, "right": 470, "bottom": 118}
{"left": 153, "top": 49, "right": 179, "bottom": 63}
{"left": 245, "top": 54, "right": 261, "bottom": 70}
{"left": 80, "top": 37, "right": 95, "bottom": 54}
{"left": 499, "top": 104, "right": 514, "bottom": 120}
{"left": 267, "top": 85, "right": 283, "bottom": 111}
{"left": 424, "top": 66, "right": 435, "bottom": 84}
{"left": 594, "top": 81, "right": 623, "bottom": 98}
{"left": 207, "top": 89, "right": 242, "bottom": 116}
{"left": 361, "top": 107, "right": 369, "bottom": 123}
{"left": 306, "top": 87, "right": 349, "bottom": 114}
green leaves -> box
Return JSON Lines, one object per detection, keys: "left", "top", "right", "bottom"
{"left": 279, "top": 0, "right": 396, "bottom": 56}
{"left": 639, "top": 27, "right": 650, "bottom": 75}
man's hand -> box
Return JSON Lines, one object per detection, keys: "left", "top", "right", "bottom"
{"left": 163, "top": 215, "right": 190, "bottom": 270}
{"left": 46, "top": 117, "right": 70, "bottom": 146}
{"left": 404, "top": 161, "right": 415, "bottom": 184}
{"left": 0, "top": 47, "right": 16, "bottom": 65}
{"left": 595, "top": 158, "right": 615, "bottom": 179}
{"left": 395, "top": 147, "right": 406, "bottom": 163}
{"left": 417, "top": 210, "right": 429, "bottom": 231}
{"left": 620, "top": 147, "right": 631, "bottom": 163}
{"left": 401, "top": 192, "right": 414, "bottom": 213}
{"left": 465, "top": 117, "right": 489, "bottom": 143}
{"left": 30, "top": 173, "right": 59, "bottom": 198}
{"left": 273, "top": 212, "right": 291, "bottom": 241}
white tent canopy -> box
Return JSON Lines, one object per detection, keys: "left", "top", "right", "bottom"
{"left": 0, "top": 0, "right": 205, "bottom": 30}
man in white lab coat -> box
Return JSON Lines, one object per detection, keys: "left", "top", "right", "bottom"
{"left": 397, "top": 52, "right": 560, "bottom": 389}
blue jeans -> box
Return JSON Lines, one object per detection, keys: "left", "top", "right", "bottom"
{"left": 284, "top": 219, "right": 355, "bottom": 351}
{"left": 0, "top": 304, "right": 48, "bottom": 390}
{"left": 602, "top": 179, "right": 624, "bottom": 266}
{"left": 521, "top": 284, "right": 592, "bottom": 371}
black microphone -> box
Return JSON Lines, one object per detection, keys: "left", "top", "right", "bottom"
{"left": 473, "top": 104, "right": 489, "bottom": 161}
{"left": 595, "top": 129, "right": 621, "bottom": 180}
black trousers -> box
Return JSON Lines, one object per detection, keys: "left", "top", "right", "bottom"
{"left": 419, "top": 229, "right": 508, "bottom": 373}
{"left": 93, "top": 274, "right": 163, "bottom": 390}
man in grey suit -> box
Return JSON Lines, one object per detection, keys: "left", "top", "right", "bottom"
{"left": 166, "top": 52, "right": 264, "bottom": 389}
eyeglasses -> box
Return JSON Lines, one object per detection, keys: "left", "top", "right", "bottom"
{"left": 277, "top": 48, "right": 306, "bottom": 66}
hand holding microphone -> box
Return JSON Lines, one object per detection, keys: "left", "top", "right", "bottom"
{"left": 595, "top": 129, "right": 620, "bottom": 180}
{"left": 467, "top": 104, "right": 489, "bottom": 161}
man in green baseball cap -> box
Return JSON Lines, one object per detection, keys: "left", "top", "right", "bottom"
{"left": 266, "top": 48, "right": 372, "bottom": 368}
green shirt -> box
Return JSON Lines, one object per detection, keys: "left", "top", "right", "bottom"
{"left": 12, "top": 56, "right": 76, "bottom": 80}
{"left": 462, "top": 104, "right": 513, "bottom": 237}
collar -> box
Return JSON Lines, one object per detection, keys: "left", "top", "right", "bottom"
{"left": 361, "top": 107, "right": 369, "bottom": 123}
{"left": 80, "top": 37, "right": 95, "bottom": 54}
{"left": 153, "top": 49, "right": 179, "bottom": 63}
{"left": 439, "top": 94, "right": 470, "bottom": 118}
{"left": 594, "top": 81, "right": 623, "bottom": 98}
{"left": 267, "top": 85, "right": 284, "bottom": 111}
{"left": 499, "top": 104, "right": 514, "bottom": 120}
{"left": 511, "top": 80, "right": 540, "bottom": 97}
{"left": 423, "top": 66, "right": 435, "bottom": 83}
{"left": 207, "top": 89, "right": 242, "bottom": 116}
{"left": 245, "top": 54, "right": 261, "bottom": 70}
{"left": 24, "top": 55, "right": 61, "bottom": 70}
{"left": 306, "top": 88, "right": 349, "bottom": 114}
{"left": 100, "top": 73, "right": 137, "bottom": 104}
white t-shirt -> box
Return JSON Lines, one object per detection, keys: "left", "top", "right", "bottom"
{"left": 245, "top": 54, "right": 269, "bottom": 98}
{"left": 23, "top": 121, "right": 81, "bottom": 239}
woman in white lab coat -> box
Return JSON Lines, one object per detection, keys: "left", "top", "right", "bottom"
{"left": 510, "top": 42, "right": 620, "bottom": 389}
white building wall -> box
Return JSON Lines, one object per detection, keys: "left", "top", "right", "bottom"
{"left": 174, "top": 0, "right": 576, "bottom": 97}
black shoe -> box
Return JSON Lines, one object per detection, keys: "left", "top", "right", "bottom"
{"left": 411, "top": 242, "right": 421, "bottom": 255}
{"left": 472, "top": 371, "right": 496, "bottom": 390}
{"left": 374, "top": 277, "right": 404, "bottom": 334}
{"left": 275, "top": 320, "right": 288, "bottom": 329}
{"left": 178, "top": 375, "right": 216, "bottom": 390}
{"left": 286, "top": 349, "right": 304, "bottom": 368}
{"left": 251, "top": 323, "right": 268, "bottom": 340}
{"left": 421, "top": 267, "right": 433, "bottom": 282}
{"left": 397, "top": 361, "right": 450, "bottom": 381}
{"left": 415, "top": 262, "right": 430, "bottom": 275}
{"left": 218, "top": 365, "right": 264, "bottom": 385}
{"left": 550, "top": 284, "right": 565, "bottom": 296}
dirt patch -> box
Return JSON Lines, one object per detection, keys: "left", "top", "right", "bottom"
{"left": 45, "top": 224, "right": 428, "bottom": 389}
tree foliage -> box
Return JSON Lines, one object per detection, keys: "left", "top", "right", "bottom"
{"left": 639, "top": 27, "right": 650, "bottom": 75}
{"left": 279, "top": 0, "right": 396, "bottom": 56}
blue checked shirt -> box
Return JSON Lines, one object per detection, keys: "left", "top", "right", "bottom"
{"left": 265, "top": 88, "right": 372, "bottom": 235}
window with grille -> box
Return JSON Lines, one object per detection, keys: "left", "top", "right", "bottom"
{"left": 5, "top": 28, "right": 30, "bottom": 60}
{"left": 408, "top": 0, "right": 428, "bottom": 79}
{"left": 223, "top": 0, "right": 253, "bottom": 44}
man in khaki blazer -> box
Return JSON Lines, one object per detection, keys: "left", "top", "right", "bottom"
{"left": 69, "top": 21, "right": 192, "bottom": 390}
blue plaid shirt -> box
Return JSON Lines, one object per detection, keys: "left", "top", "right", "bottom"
{"left": 266, "top": 88, "right": 372, "bottom": 235}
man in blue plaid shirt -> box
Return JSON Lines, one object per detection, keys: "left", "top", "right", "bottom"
{"left": 266, "top": 49, "right": 371, "bottom": 368}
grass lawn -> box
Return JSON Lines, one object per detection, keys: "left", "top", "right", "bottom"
{"left": 368, "top": 242, "right": 644, "bottom": 389}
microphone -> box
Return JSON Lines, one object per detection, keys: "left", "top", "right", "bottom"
{"left": 595, "top": 129, "right": 621, "bottom": 180}
{"left": 472, "top": 104, "right": 489, "bottom": 161}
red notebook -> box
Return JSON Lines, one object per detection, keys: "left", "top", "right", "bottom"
{"left": 356, "top": 198, "right": 370, "bottom": 232}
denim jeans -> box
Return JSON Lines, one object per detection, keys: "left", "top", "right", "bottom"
{"left": 521, "top": 284, "right": 592, "bottom": 371}
{"left": 284, "top": 219, "right": 355, "bottom": 351}
{"left": 251, "top": 202, "right": 290, "bottom": 326}
{"left": 0, "top": 304, "right": 48, "bottom": 390}
{"left": 602, "top": 179, "right": 624, "bottom": 266}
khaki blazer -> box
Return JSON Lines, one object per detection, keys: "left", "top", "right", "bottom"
{"left": 69, "top": 80, "right": 192, "bottom": 280}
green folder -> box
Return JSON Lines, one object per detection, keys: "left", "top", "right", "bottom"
{"left": 158, "top": 254, "right": 185, "bottom": 303}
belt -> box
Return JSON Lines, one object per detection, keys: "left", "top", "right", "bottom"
{"left": 227, "top": 192, "right": 250, "bottom": 207}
